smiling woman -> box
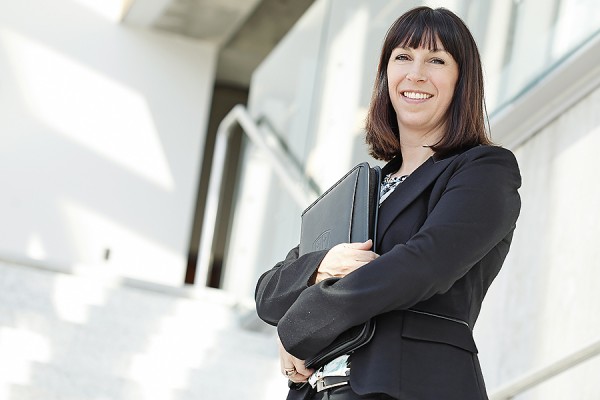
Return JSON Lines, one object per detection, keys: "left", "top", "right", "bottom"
{"left": 255, "top": 6, "right": 521, "bottom": 400}
{"left": 366, "top": 7, "right": 491, "bottom": 162}
{"left": 386, "top": 44, "right": 458, "bottom": 153}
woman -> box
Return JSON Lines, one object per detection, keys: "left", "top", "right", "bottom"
{"left": 255, "top": 6, "right": 521, "bottom": 400}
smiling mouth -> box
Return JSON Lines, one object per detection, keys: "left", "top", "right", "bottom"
{"left": 402, "top": 91, "right": 433, "bottom": 100}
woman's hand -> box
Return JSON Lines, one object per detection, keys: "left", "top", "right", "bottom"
{"left": 315, "top": 239, "right": 379, "bottom": 284}
{"left": 278, "top": 336, "right": 313, "bottom": 383}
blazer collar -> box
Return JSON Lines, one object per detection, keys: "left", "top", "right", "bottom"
{"left": 377, "top": 151, "right": 460, "bottom": 241}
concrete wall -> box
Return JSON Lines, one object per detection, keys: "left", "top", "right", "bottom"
{"left": 0, "top": 0, "right": 217, "bottom": 286}
{"left": 474, "top": 85, "right": 600, "bottom": 398}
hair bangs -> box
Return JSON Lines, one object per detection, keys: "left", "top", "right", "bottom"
{"left": 397, "top": 24, "right": 440, "bottom": 51}
{"left": 388, "top": 9, "right": 460, "bottom": 61}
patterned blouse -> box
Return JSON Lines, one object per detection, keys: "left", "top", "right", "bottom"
{"left": 379, "top": 173, "right": 409, "bottom": 203}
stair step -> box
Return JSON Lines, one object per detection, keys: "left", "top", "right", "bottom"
{"left": 0, "top": 261, "right": 288, "bottom": 400}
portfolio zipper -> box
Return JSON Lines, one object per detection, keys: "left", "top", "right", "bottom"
{"left": 407, "top": 309, "right": 470, "bottom": 328}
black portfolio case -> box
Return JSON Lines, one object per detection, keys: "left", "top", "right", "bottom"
{"left": 298, "top": 162, "right": 381, "bottom": 369}
{"left": 299, "top": 162, "right": 381, "bottom": 256}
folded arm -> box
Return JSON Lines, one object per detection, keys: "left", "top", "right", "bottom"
{"left": 277, "top": 147, "right": 522, "bottom": 358}
{"left": 255, "top": 246, "right": 328, "bottom": 326}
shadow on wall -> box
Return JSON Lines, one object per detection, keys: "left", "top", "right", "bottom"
{"left": 0, "top": 0, "right": 214, "bottom": 285}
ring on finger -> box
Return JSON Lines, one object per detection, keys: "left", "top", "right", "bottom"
{"left": 284, "top": 368, "right": 296, "bottom": 377}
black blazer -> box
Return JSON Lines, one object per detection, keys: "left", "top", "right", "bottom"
{"left": 255, "top": 145, "right": 521, "bottom": 400}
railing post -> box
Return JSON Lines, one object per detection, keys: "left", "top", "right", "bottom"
{"left": 196, "top": 108, "right": 237, "bottom": 287}
{"left": 195, "top": 105, "right": 318, "bottom": 287}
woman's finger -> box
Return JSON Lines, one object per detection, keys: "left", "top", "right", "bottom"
{"left": 292, "top": 358, "right": 313, "bottom": 377}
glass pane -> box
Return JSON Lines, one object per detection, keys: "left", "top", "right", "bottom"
{"left": 481, "top": 0, "right": 600, "bottom": 114}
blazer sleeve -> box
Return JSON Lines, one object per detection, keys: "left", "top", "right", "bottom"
{"left": 277, "top": 146, "right": 522, "bottom": 358}
{"left": 255, "top": 246, "right": 329, "bottom": 326}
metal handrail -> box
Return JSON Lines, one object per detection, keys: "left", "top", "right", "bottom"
{"left": 196, "top": 104, "right": 319, "bottom": 286}
{"left": 489, "top": 337, "right": 600, "bottom": 399}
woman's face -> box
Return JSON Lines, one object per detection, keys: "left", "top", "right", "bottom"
{"left": 387, "top": 40, "right": 459, "bottom": 141}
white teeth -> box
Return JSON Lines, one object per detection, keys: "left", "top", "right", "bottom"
{"left": 403, "top": 91, "right": 432, "bottom": 100}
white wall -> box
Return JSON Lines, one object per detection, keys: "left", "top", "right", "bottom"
{"left": 474, "top": 85, "right": 600, "bottom": 399}
{"left": 0, "top": 0, "right": 217, "bottom": 286}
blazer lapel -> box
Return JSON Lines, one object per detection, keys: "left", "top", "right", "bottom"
{"left": 377, "top": 153, "right": 459, "bottom": 241}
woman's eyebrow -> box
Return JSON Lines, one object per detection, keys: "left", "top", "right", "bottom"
{"left": 393, "top": 46, "right": 448, "bottom": 53}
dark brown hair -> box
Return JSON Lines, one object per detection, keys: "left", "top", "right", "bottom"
{"left": 365, "top": 7, "right": 492, "bottom": 161}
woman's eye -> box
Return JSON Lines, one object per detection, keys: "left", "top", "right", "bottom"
{"left": 431, "top": 58, "right": 445, "bottom": 65}
{"left": 395, "top": 54, "right": 410, "bottom": 61}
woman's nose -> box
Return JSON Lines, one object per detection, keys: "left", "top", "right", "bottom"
{"left": 406, "top": 66, "right": 426, "bottom": 82}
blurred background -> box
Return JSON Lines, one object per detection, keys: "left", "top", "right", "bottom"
{"left": 0, "top": 0, "right": 599, "bottom": 399}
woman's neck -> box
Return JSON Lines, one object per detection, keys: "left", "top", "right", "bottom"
{"left": 393, "top": 127, "right": 442, "bottom": 177}
{"left": 393, "top": 140, "right": 436, "bottom": 178}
